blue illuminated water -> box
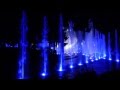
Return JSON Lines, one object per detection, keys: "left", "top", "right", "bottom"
{"left": 40, "top": 16, "right": 49, "bottom": 78}
{"left": 115, "top": 29, "right": 119, "bottom": 62}
{"left": 17, "top": 11, "right": 28, "bottom": 79}
{"left": 58, "top": 15, "right": 64, "bottom": 72}
{"left": 108, "top": 32, "right": 112, "bottom": 60}
{"left": 4, "top": 13, "right": 119, "bottom": 79}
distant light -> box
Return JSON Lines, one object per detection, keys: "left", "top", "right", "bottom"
{"left": 51, "top": 47, "right": 54, "bottom": 50}
{"left": 103, "top": 54, "right": 106, "bottom": 57}
{"left": 95, "top": 58, "right": 98, "bottom": 60}
{"left": 70, "top": 65, "right": 73, "bottom": 69}
{"left": 89, "top": 57, "right": 92, "bottom": 59}
{"left": 99, "top": 57, "right": 101, "bottom": 59}
{"left": 116, "top": 59, "right": 119, "bottom": 62}
{"left": 85, "top": 60, "right": 88, "bottom": 64}
{"left": 109, "top": 58, "right": 112, "bottom": 60}
{"left": 78, "top": 63, "right": 82, "bottom": 66}
{"left": 41, "top": 72, "right": 46, "bottom": 77}
{"left": 91, "top": 60, "right": 94, "bottom": 62}
{"left": 58, "top": 67, "right": 63, "bottom": 72}
{"left": 82, "top": 54, "right": 85, "bottom": 55}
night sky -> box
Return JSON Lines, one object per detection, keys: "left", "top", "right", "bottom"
{"left": 0, "top": 0, "right": 120, "bottom": 43}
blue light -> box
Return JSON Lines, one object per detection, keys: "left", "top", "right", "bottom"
{"left": 58, "top": 66, "right": 63, "bottom": 72}
{"left": 89, "top": 57, "right": 92, "bottom": 59}
{"left": 116, "top": 59, "right": 119, "bottom": 62}
{"left": 99, "top": 57, "right": 100, "bottom": 59}
{"left": 82, "top": 53, "right": 85, "bottom": 55}
{"left": 70, "top": 65, "right": 73, "bottom": 69}
{"left": 51, "top": 47, "right": 54, "bottom": 50}
{"left": 108, "top": 32, "right": 112, "bottom": 62}
{"left": 5, "top": 44, "right": 9, "bottom": 48}
{"left": 41, "top": 72, "right": 46, "bottom": 77}
{"left": 40, "top": 16, "right": 49, "bottom": 78}
{"left": 17, "top": 11, "right": 28, "bottom": 79}
{"left": 58, "top": 14, "right": 64, "bottom": 72}
{"left": 104, "top": 54, "right": 106, "bottom": 57}
{"left": 85, "top": 60, "right": 88, "bottom": 64}
{"left": 78, "top": 63, "right": 82, "bottom": 66}
{"left": 91, "top": 59, "right": 94, "bottom": 62}
{"left": 109, "top": 58, "right": 112, "bottom": 61}
{"left": 115, "top": 30, "right": 119, "bottom": 62}
{"left": 102, "top": 56, "right": 106, "bottom": 59}
{"left": 95, "top": 58, "right": 98, "bottom": 61}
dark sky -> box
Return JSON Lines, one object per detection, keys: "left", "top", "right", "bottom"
{"left": 0, "top": 0, "right": 120, "bottom": 43}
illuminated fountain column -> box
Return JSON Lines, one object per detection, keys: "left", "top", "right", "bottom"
{"left": 69, "top": 21, "right": 74, "bottom": 69}
{"left": 78, "top": 31, "right": 83, "bottom": 66}
{"left": 99, "top": 33, "right": 106, "bottom": 59}
{"left": 17, "top": 11, "right": 28, "bottom": 79}
{"left": 94, "top": 29, "right": 99, "bottom": 60}
{"left": 58, "top": 15, "right": 64, "bottom": 72}
{"left": 40, "top": 16, "right": 49, "bottom": 77}
{"left": 102, "top": 34, "right": 106, "bottom": 59}
{"left": 108, "top": 32, "right": 112, "bottom": 60}
{"left": 115, "top": 29, "right": 119, "bottom": 62}
{"left": 97, "top": 31, "right": 101, "bottom": 60}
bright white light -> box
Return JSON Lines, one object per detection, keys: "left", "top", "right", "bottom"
{"left": 86, "top": 60, "right": 88, "bottom": 63}
{"left": 99, "top": 57, "right": 101, "bottom": 59}
{"left": 51, "top": 47, "right": 54, "bottom": 50}
{"left": 78, "top": 63, "right": 82, "bottom": 66}
{"left": 109, "top": 58, "right": 112, "bottom": 60}
{"left": 89, "top": 56, "right": 92, "bottom": 59}
{"left": 58, "top": 66, "right": 63, "bottom": 72}
{"left": 41, "top": 72, "right": 46, "bottom": 77}
{"left": 116, "top": 59, "right": 119, "bottom": 62}
{"left": 95, "top": 58, "right": 98, "bottom": 60}
{"left": 91, "top": 59, "right": 94, "bottom": 62}
{"left": 70, "top": 65, "right": 73, "bottom": 69}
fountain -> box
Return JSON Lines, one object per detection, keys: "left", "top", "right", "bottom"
{"left": 17, "top": 11, "right": 28, "bottom": 79}
{"left": 58, "top": 15, "right": 64, "bottom": 72}
{"left": 108, "top": 32, "right": 112, "bottom": 60}
{"left": 115, "top": 29, "right": 119, "bottom": 62}
{"left": 40, "top": 16, "right": 49, "bottom": 78}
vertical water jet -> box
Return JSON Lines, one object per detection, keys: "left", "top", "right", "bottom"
{"left": 17, "top": 11, "right": 28, "bottom": 79}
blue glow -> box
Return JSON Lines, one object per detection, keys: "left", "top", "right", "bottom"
{"left": 78, "top": 63, "right": 82, "bottom": 66}
{"left": 90, "top": 57, "right": 92, "bottom": 59}
{"left": 109, "top": 58, "right": 112, "bottom": 61}
{"left": 58, "top": 65, "right": 63, "bottom": 72}
{"left": 95, "top": 58, "right": 98, "bottom": 61}
{"left": 103, "top": 57, "right": 106, "bottom": 59}
{"left": 82, "top": 53, "right": 85, "bottom": 55}
{"left": 5, "top": 44, "right": 9, "bottom": 48}
{"left": 58, "top": 15, "right": 64, "bottom": 72}
{"left": 116, "top": 59, "right": 119, "bottom": 63}
{"left": 85, "top": 60, "right": 89, "bottom": 63}
{"left": 17, "top": 11, "right": 28, "bottom": 79}
{"left": 115, "top": 30, "right": 119, "bottom": 62}
{"left": 99, "top": 57, "right": 101, "bottom": 59}
{"left": 41, "top": 72, "right": 46, "bottom": 77}
{"left": 108, "top": 32, "right": 112, "bottom": 61}
{"left": 70, "top": 65, "right": 74, "bottom": 69}
{"left": 85, "top": 56, "right": 89, "bottom": 63}
{"left": 69, "top": 21, "right": 74, "bottom": 69}
{"left": 91, "top": 59, "right": 94, "bottom": 62}
{"left": 40, "top": 16, "right": 48, "bottom": 78}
